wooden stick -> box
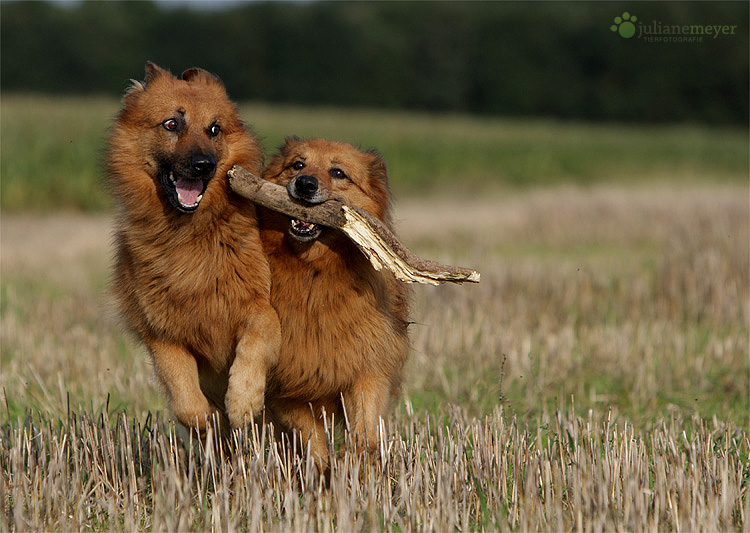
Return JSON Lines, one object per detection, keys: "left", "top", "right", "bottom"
{"left": 228, "top": 165, "right": 480, "bottom": 285}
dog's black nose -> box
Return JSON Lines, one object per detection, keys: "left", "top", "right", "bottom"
{"left": 191, "top": 153, "right": 216, "bottom": 176}
{"left": 294, "top": 175, "right": 318, "bottom": 199}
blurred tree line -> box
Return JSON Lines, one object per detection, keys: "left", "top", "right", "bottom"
{"left": 2, "top": 0, "right": 747, "bottom": 125}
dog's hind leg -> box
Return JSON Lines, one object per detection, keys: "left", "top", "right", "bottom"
{"left": 343, "top": 375, "right": 391, "bottom": 454}
{"left": 225, "top": 303, "right": 281, "bottom": 429}
{"left": 147, "top": 338, "right": 221, "bottom": 432}
{"left": 266, "top": 399, "right": 333, "bottom": 470}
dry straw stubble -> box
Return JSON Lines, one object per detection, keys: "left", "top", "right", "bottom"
{"left": 1, "top": 406, "right": 747, "bottom": 531}
{"left": 1, "top": 184, "right": 748, "bottom": 530}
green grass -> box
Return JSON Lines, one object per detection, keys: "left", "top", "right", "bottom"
{"left": 1, "top": 94, "right": 748, "bottom": 211}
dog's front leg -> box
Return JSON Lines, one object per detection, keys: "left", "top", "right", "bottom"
{"left": 147, "top": 338, "right": 220, "bottom": 432}
{"left": 225, "top": 304, "right": 281, "bottom": 429}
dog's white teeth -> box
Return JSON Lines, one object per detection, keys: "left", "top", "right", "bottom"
{"left": 176, "top": 191, "right": 201, "bottom": 208}
{"left": 169, "top": 172, "right": 176, "bottom": 184}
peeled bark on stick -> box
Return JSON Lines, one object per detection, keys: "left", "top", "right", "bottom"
{"left": 227, "top": 165, "right": 480, "bottom": 285}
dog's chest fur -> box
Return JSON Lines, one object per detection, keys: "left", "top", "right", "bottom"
{"left": 267, "top": 241, "right": 408, "bottom": 400}
{"left": 114, "top": 209, "right": 269, "bottom": 371}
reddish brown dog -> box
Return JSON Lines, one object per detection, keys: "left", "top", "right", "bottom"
{"left": 259, "top": 138, "right": 410, "bottom": 461}
{"left": 108, "top": 62, "right": 280, "bottom": 432}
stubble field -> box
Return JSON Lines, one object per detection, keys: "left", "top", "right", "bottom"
{"left": 1, "top": 96, "right": 748, "bottom": 530}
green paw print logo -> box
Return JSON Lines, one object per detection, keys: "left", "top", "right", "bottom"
{"left": 611, "top": 12, "right": 637, "bottom": 38}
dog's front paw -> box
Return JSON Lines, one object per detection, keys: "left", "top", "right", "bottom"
{"left": 225, "top": 378, "right": 264, "bottom": 429}
{"left": 172, "top": 397, "right": 221, "bottom": 432}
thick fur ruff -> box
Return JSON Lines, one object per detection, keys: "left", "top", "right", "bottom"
{"left": 108, "top": 62, "right": 280, "bottom": 432}
{"left": 259, "top": 138, "right": 410, "bottom": 460}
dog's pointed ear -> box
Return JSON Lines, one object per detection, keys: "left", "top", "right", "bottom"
{"left": 280, "top": 136, "right": 302, "bottom": 155}
{"left": 125, "top": 61, "right": 166, "bottom": 97}
{"left": 182, "top": 67, "right": 225, "bottom": 87}
{"left": 144, "top": 61, "right": 170, "bottom": 85}
{"left": 367, "top": 149, "right": 391, "bottom": 216}
{"left": 367, "top": 149, "right": 388, "bottom": 185}
{"left": 263, "top": 137, "right": 302, "bottom": 179}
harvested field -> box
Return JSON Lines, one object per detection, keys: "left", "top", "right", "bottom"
{"left": 1, "top": 184, "right": 748, "bottom": 530}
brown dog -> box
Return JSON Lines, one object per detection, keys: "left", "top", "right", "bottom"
{"left": 108, "top": 62, "right": 280, "bottom": 432}
{"left": 259, "top": 138, "right": 410, "bottom": 460}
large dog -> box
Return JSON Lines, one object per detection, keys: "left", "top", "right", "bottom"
{"left": 259, "top": 138, "right": 410, "bottom": 460}
{"left": 108, "top": 62, "right": 280, "bottom": 432}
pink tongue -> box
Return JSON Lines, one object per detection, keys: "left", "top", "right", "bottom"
{"left": 175, "top": 177, "right": 203, "bottom": 206}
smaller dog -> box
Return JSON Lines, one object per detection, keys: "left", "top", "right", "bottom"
{"left": 259, "top": 138, "right": 410, "bottom": 461}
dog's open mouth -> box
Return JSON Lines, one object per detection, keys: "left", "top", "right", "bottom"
{"left": 289, "top": 218, "right": 322, "bottom": 241}
{"left": 163, "top": 171, "right": 209, "bottom": 212}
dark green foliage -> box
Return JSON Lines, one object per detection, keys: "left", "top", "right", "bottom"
{"left": 1, "top": 1, "right": 747, "bottom": 124}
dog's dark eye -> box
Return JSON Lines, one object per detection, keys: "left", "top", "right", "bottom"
{"left": 330, "top": 168, "right": 347, "bottom": 180}
{"left": 291, "top": 161, "right": 305, "bottom": 171}
{"left": 162, "top": 118, "right": 179, "bottom": 131}
{"left": 208, "top": 123, "right": 221, "bottom": 137}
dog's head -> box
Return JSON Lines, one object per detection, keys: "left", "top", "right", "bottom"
{"left": 113, "top": 62, "right": 257, "bottom": 214}
{"left": 263, "top": 138, "right": 391, "bottom": 242}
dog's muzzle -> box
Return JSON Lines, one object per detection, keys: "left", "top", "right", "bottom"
{"left": 286, "top": 175, "right": 326, "bottom": 241}
{"left": 160, "top": 153, "right": 216, "bottom": 213}
{"left": 287, "top": 175, "right": 328, "bottom": 204}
